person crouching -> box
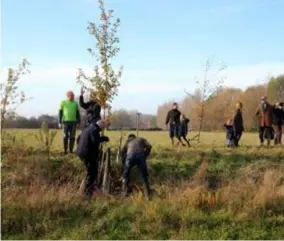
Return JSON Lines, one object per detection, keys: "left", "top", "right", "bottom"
{"left": 120, "top": 134, "right": 152, "bottom": 200}
{"left": 76, "top": 120, "right": 109, "bottom": 199}
{"left": 224, "top": 119, "right": 235, "bottom": 147}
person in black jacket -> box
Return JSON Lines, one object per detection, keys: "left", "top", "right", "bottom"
{"left": 79, "top": 88, "right": 101, "bottom": 127}
{"left": 232, "top": 102, "right": 244, "bottom": 147}
{"left": 76, "top": 119, "right": 109, "bottom": 199}
{"left": 165, "top": 103, "right": 184, "bottom": 147}
{"left": 272, "top": 102, "right": 284, "bottom": 145}
{"left": 179, "top": 114, "right": 191, "bottom": 147}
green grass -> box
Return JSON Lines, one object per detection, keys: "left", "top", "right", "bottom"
{"left": 1, "top": 130, "right": 284, "bottom": 239}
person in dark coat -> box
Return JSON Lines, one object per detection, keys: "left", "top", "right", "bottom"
{"left": 255, "top": 96, "right": 274, "bottom": 146}
{"left": 165, "top": 103, "right": 184, "bottom": 147}
{"left": 76, "top": 120, "right": 109, "bottom": 199}
{"left": 224, "top": 119, "right": 235, "bottom": 147}
{"left": 232, "top": 102, "right": 244, "bottom": 147}
{"left": 79, "top": 88, "right": 101, "bottom": 127}
{"left": 179, "top": 114, "right": 191, "bottom": 147}
{"left": 272, "top": 102, "right": 284, "bottom": 145}
{"left": 120, "top": 134, "right": 152, "bottom": 200}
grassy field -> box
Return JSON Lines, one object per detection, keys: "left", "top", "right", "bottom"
{"left": 1, "top": 129, "right": 284, "bottom": 239}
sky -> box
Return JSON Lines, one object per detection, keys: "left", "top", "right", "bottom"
{"left": 1, "top": 0, "right": 284, "bottom": 117}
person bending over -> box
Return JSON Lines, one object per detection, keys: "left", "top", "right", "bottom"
{"left": 120, "top": 134, "right": 152, "bottom": 200}
{"left": 59, "top": 91, "right": 81, "bottom": 154}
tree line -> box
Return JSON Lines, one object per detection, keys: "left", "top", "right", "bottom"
{"left": 157, "top": 74, "right": 284, "bottom": 132}
{"left": 3, "top": 109, "right": 159, "bottom": 130}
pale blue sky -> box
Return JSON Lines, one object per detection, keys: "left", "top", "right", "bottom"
{"left": 2, "top": 0, "right": 284, "bottom": 117}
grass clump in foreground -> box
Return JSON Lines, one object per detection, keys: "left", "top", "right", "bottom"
{"left": 1, "top": 131, "right": 284, "bottom": 239}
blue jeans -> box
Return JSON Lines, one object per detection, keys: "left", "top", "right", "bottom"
{"left": 123, "top": 152, "right": 149, "bottom": 186}
{"left": 169, "top": 123, "right": 180, "bottom": 138}
{"left": 63, "top": 122, "right": 77, "bottom": 152}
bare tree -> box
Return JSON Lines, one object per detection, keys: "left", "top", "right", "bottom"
{"left": 0, "top": 59, "right": 30, "bottom": 136}
{"left": 185, "top": 57, "right": 226, "bottom": 143}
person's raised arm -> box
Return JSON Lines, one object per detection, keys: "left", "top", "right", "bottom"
{"left": 79, "top": 88, "right": 91, "bottom": 110}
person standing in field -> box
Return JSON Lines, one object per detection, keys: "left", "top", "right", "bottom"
{"left": 76, "top": 120, "right": 109, "bottom": 199}
{"left": 58, "top": 91, "right": 81, "bottom": 154}
{"left": 179, "top": 114, "right": 191, "bottom": 147}
{"left": 255, "top": 96, "right": 274, "bottom": 146}
{"left": 165, "top": 103, "right": 184, "bottom": 147}
{"left": 272, "top": 102, "right": 284, "bottom": 145}
{"left": 232, "top": 102, "right": 244, "bottom": 147}
{"left": 79, "top": 88, "right": 101, "bottom": 127}
{"left": 120, "top": 134, "right": 152, "bottom": 200}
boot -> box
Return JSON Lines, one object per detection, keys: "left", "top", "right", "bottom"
{"left": 143, "top": 183, "right": 151, "bottom": 201}
{"left": 69, "top": 138, "right": 75, "bottom": 153}
{"left": 63, "top": 138, "right": 68, "bottom": 154}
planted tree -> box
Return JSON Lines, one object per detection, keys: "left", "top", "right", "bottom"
{"left": 77, "top": 0, "right": 123, "bottom": 119}
{"left": 34, "top": 121, "right": 57, "bottom": 161}
{"left": 0, "top": 59, "right": 30, "bottom": 137}
{"left": 185, "top": 57, "right": 226, "bottom": 143}
{"left": 77, "top": 0, "right": 123, "bottom": 194}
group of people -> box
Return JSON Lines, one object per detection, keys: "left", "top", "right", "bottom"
{"left": 223, "top": 96, "right": 284, "bottom": 147}
{"left": 58, "top": 89, "right": 153, "bottom": 200}
{"left": 164, "top": 96, "right": 284, "bottom": 148}
{"left": 165, "top": 102, "right": 191, "bottom": 147}
{"left": 58, "top": 90, "right": 284, "bottom": 200}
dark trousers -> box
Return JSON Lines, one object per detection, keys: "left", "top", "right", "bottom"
{"left": 181, "top": 135, "right": 190, "bottom": 146}
{"left": 80, "top": 156, "right": 98, "bottom": 198}
{"left": 259, "top": 126, "right": 272, "bottom": 144}
{"left": 234, "top": 131, "right": 242, "bottom": 147}
{"left": 123, "top": 153, "right": 149, "bottom": 186}
{"left": 63, "top": 122, "right": 77, "bottom": 152}
{"left": 169, "top": 123, "right": 180, "bottom": 138}
{"left": 274, "top": 125, "right": 282, "bottom": 145}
